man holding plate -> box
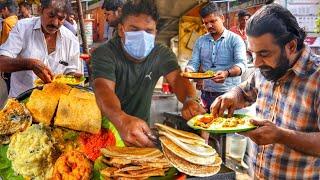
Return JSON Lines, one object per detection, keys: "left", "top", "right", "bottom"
{"left": 210, "top": 4, "right": 320, "bottom": 179}
{"left": 186, "top": 2, "right": 247, "bottom": 113}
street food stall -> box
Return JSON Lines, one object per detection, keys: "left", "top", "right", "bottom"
{"left": 0, "top": 0, "right": 305, "bottom": 179}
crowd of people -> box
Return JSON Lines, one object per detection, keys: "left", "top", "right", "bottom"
{"left": 0, "top": 0, "right": 319, "bottom": 179}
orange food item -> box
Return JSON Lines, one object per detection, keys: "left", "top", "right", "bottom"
{"left": 199, "top": 116, "right": 214, "bottom": 123}
{"left": 53, "top": 150, "right": 92, "bottom": 180}
{"left": 79, "top": 129, "right": 116, "bottom": 161}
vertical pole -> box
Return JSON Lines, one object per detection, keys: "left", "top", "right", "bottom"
{"left": 76, "top": 0, "right": 89, "bottom": 54}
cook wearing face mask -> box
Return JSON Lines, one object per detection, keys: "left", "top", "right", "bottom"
{"left": 122, "top": 31, "right": 155, "bottom": 60}
{"left": 91, "top": 0, "right": 206, "bottom": 148}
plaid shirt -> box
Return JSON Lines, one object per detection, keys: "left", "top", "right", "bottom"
{"left": 239, "top": 47, "right": 320, "bottom": 179}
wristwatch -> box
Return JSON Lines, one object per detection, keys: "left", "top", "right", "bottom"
{"left": 226, "top": 69, "right": 230, "bottom": 77}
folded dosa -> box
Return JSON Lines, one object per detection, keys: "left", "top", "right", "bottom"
{"left": 160, "top": 136, "right": 216, "bottom": 165}
{"left": 162, "top": 146, "right": 220, "bottom": 177}
{"left": 68, "top": 88, "right": 95, "bottom": 100}
{"left": 159, "top": 130, "right": 215, "bottom": 157}
{"left": 101, "top": 147, "right": 163, "bottom": 159}
{"left": 54, "top": 94, "right": 101, "bottom": 134}
{"left": 155, "top": 123, "right": 204, "bottom": 142}
{"left": 42, "top": 82, "right": 71, "bottom": 97}
{"left": 26, "top": 89, "right": 58, "bottom": 125}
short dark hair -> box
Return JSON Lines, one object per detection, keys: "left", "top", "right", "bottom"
{"left": 0, "top": 1, "right": 17, "bottom": 13}
{"left": 41, "top": 0, "right": 72, "bottom": 13}
{"left": 103, "top": 0, "right": 124, "bottom": 11}
{"left": 238, "top": 10, "right": 250, "bottom": 18}
{"left": 199, "top": 2, "right": 222, "bottom": 18}
{"left": 246, "top": 4, "right": 306, "bottom": 51}
{"left": 19, "top": 1, "right": 32, "bottom": 10}
{"left": 120, "top": 0, "right": 159, "bottom": 23}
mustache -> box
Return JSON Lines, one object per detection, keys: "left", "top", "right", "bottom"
{"left": 47, "top": 25, "right": 59, "bottom": 30}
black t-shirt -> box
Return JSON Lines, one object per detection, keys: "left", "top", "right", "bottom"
{"left": 91, "top": 36, "right": 180, "bottom": 122}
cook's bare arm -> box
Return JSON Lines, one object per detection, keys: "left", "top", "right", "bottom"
{"left": 93, "top": 78, "right": 154, "bottom": 147}
{"left": 0, "top": 55, "right": 53, "bottom": 83}
{"left": 165, "top": 70, "right": 206, "bottom": 120}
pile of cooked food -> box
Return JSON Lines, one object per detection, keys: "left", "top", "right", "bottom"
{"left": 0, "top": 82, "right": 121, "bottom": 179}
{"left": 0, "top": 99, "right": 32, "bottom": 144}
{"left": 99, "top": 146, "right": 172, "bottom": 179}
{"left": 155, "top": 123, "right": 222, "bottom": 177}
{"left": 26, "top": 82, "right": 101, "bottom": 134}
{"left": 188, "top": 113, "right": 256, "bottom": 133}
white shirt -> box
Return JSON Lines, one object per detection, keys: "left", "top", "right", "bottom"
{"left": 0, "top": 17, "right": 81, "bottom": 97}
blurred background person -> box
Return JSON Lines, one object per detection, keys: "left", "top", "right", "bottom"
{"left": 230, "top": 10, "right": 251, "bottom": 41}
{"left": 18, "top": 1, "right": 32, "bottom": 19}
{"left": 0, "top": 0, "right": 18, "bottom": 94}
{"left": 63, "top": 12, "right": 77, "bottom": 35}
{"left": 0, "top": 0, "right": 18, "bottom": 44}
{"left": 102, "top": 0, "right": 124, "bottom": 40}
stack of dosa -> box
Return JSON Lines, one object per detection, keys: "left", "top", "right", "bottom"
{"left": 25, "top": 82, "right": 101, "bottom": 134}
{"left": 100, "top": 146, "right": 172, "bottom": 179}
{"left": 155, "top": 123, "right": 222, "bottom": 177}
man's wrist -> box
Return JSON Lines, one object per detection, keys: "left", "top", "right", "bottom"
{"left": 184, "top": 96, "right": 200, "bottom": 104}
{"left": 225, "top": 69, "right": 230, "bottom": 77}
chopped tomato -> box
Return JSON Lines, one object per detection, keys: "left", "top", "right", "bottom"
{"left": 79, "top": 129, "right": 116, "bottom": 161}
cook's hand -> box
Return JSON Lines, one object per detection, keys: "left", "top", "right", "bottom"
{"left": 30, "top": 59, "right": 54, "bottom": 83}
{"left": 182, "top": 99, "right": 206, "bottom": 120}
{"left": 212, "top": 70, "right": 228, "bottom": 83}
{"left": 118, "top": 115, "right": 155, "bottom": 147}
{"left": 210, "top": 92, "right": 239, "bottom": 117}
{"left": 240, "top": 119, "right": 282, "bottom": 145}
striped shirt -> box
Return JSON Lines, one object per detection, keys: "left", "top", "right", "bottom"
{"left": 239, "top": 46, "right": 320, "bottom": 179}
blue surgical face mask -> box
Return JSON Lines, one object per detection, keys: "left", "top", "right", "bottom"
{"left": 122, "top": 31, "right": 155, "bottom": 60}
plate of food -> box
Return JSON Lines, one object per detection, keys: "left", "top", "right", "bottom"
{"left": 187, "top": 114, "right": 256, "bottom": 133}
{"left": 34, "top": 74, "right": 85, "bottom": 86}
{"left": 180, "top": 71, "right": 215, "bottom": 79}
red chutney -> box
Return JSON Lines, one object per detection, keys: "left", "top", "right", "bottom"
{"left": 79, "top": 129, "right": 116, "bottom": 161}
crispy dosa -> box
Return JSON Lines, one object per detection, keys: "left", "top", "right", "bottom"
{"left": 42, "top": 82, "right": 71, "bottom": 96}
{"left": 159, "top": 130, "right": 216, "bottom": 157}
{"left": 162, "top": 146, "right": 220, "bottom": 177}
{"left": 160, "top": 136, "right": 216, "bottom": 165}
{"left": 68, "top": 88, "right": 95, "bottom": 100}
{"left": 101, "top": 147, "right": 163, "bottom": 159}
{"left": 155, "top": 123, "right": 205, "bottom": 142}
{"left": 26, "top": 89, "right": 58, "bottom": 125}
{"left": 54, "top": 95, "right": 101, "bottom": 134}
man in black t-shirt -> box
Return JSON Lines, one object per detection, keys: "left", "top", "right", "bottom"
{"left": 92, "top": 0, "right": 206, "bottom": 147}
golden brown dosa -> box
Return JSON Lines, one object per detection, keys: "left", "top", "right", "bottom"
{"left": 162, "top": 145, "right": 221, "bottom": 177}
{"left": 68, "top": 88, "right": 95, "bottom": 100}
{"left": 26, "top": 89, "right": 58, "bottom": 125}
{"left": 101, "top": 147, "right": 163, "bottom": 159}
{"left": 42, "top": 82, "right": 71, "bottom": 97}
{"left": 155, "top": 123, "right": 204, "bottom": 141}
{"left": 160, "top": 136, "right": 216, "bottom": 165}
{"left": 113, "top": 169, "right": 165, "bottom": 178}
{"left": 54, "top": 95, "right": 101, "bottom": 134}
{"left": 159, "top": 131, "right": 216, "bottom": 157}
